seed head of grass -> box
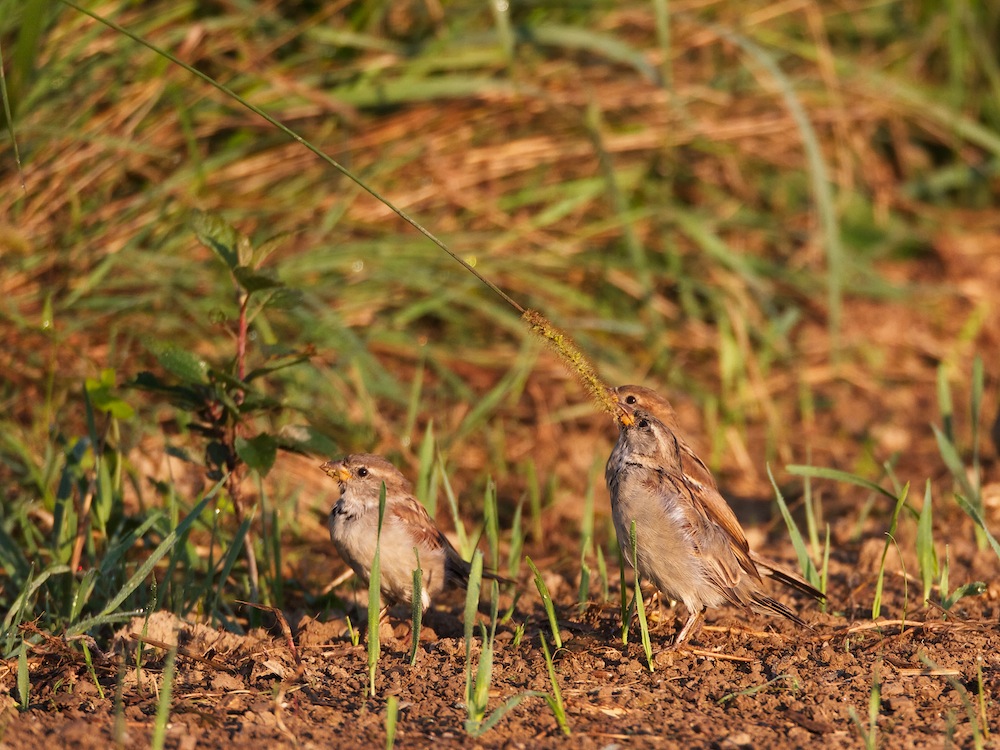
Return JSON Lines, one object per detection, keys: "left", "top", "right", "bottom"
{"left": 521, "top": 309, "right": 626, "bottom": 421}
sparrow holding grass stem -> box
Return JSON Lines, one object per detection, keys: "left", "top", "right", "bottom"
{"left": 606, "top": 386, "right": 824, "bottom": 645}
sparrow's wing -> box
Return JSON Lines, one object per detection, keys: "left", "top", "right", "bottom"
{"left": 667, "top": 472, "right": 763, "bottom": 589}
{"left": 389, "top": 495, "right": 485, "bottom": 587}
{"left": 677, "top": 438, "right": 718, "bottom": 491}
{"left": 389, "top": 495, "right": 451, "bottom": 553}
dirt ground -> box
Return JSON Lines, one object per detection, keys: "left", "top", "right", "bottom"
{"left": 3, "top": 501, "right": 998, "bottom": 749}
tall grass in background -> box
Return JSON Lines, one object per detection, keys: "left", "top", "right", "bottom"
{"left": 1, "top": 0, "right": 998, "bottom": 664}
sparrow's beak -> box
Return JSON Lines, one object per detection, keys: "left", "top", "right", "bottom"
{"left": 606, "top": 386, "right": 634, "bottom": 426}
{"left": 321, "top": 461, "right": 352, "bottom": 482}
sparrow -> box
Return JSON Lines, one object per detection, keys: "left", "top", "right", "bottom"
{"left": 611, "top": 384, "right": 824, "bottom": 597}
{"left": 322, "top": 453, "right": 504, "bottom": 613}
{"left": 606, "top": 402, "right": 823, "bottom": 645}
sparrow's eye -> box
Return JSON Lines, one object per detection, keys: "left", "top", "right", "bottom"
{"left": 626, "top": 395, "right": 637, "bottom": 405}
{"left": 637, "top": 419, "right": 649, "bottom": 429}
{"left": 357, "top": 467, "right": 369, "bottom": 478}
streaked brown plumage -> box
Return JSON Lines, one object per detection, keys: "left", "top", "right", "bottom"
{"left": 322, "top": 453, "right": 503, "bottom": 612}
{"left": 607, "top": 388, "right": 823, "bottom": 644}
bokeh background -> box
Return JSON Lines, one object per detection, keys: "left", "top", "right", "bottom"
{"left": 3, "top": 0, "right": 1000, "bottom": 697}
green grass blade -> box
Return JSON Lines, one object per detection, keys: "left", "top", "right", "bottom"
{"left": 872, "top": 484, "right": 909, "bottom": 619}
{"left": 539, "top": 633, "right": 570, "bottom": 736}
{"left": 367, "top": 481, "right": 387, "bottom": 697}
{"left": 630, "top": 521, "right": 653, "bottom": 671}
{"left": 525, "top": 557, "right": 561, "bottom": 648}
{"left": 385, "top": 694, "right": 399, "bottom": 750}
{"left": 916, "top": 481, "right": 937, "bottom": 603}
{"left": 17, "top": 639, "right": 29, "bottom": 709}
{"left": 409, "top": 549, "right": 423, "bottom": 666}
{"left": 769, "top": 465, "right": 820, "bottom": 586}
{"left": 150, "top": 647, "right": 177, "bottom": 750}
{"left": 463, "top": 550, "right": 485, "bottom": 710}
{"left": 953, "top": 494, "right": 1000, "bottom": 561}
{"left": 67, "top": 491, "right": 214, "bottom": 636}
{"left": 439, "top": 457, "right": 471, "bottom": 558}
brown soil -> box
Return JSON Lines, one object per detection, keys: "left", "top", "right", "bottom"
{"left": 3, "top": 510, "right": 998, "bottom": 749}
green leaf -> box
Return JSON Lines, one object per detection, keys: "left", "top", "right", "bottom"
{"left": 85, "top": 369, "right": 135, "bottom": 420}
{"left": 17, "top": 640, "right": 29, "bottom": 709}
{"left": 192, "top": 211, "right": 239, "bottom": 270}
{"left": 234, "top": 265, "right": 283, "bottom": 293}
{"left": 768, "top": 465, "right": 820, "bottom": 587}
{"left": 144, "top": 341, "right": 209, "bottom": 385}
{"left": 275, "top": 424, "right": 338, "bottom": 455}
{"left": 943, "top": 581, "right": 987, "bottom": 610}
{"left": 235, "top": 433, "right": 278, "bottom": 475}
{"left": 261, "top": 287, "right": 303, "bottom": 310}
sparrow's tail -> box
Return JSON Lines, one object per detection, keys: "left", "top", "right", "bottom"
{"left": 751, "top": 552, "right": 826, "bottom": 602}
{"left": 752, "top": 592, "right": 812, "bottom": 629}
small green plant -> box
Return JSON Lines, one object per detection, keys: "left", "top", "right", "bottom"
{"left": 483, "top": 477, "right": 500, "bottom": 572}
{"left": 577, "top": 541, "right": 592, "bottom": 614}
{"left": 80, "top": 638, "right": 104, "bottom": 700}
{"left": 463, "top": 550, "right": 484, "bottom": 718}
{"left": 539, "top": 634, "right": 571, "bottom": 736}
{"left": 916, "top": 481, "right": 938, "bottom": 603}
{"left": 409, "top": 550, "right": 423, "bottom": 666}
{"left": 415, "top": 422, "right": 438, "bottom": 517}
{"left": 345, "top": 615, "right": 360, "bottom": 647}
{"left": 112, "top": 655, "right": 126, "bottom": 745}
{"left": 128, "top": 212, "right": 329, "bottom": 614}
{"left": 17, "top": 639, "right": 29, "bottom": 710}
{"left": 439, "top": 458, "right": 473, "bottom": 559}
{"left": 619, "top": 550, "right": 631, "bottom": 646}
{"left": 768, "top": 465, "right": 821, "bottom": 588}
{"left": 921, "top": 654, "right": 987, "bottom": 750}
{"left": 367, "top": 482, "right": 387, "bottom": 697}
{"left": 934, "top": 357, "right": 999, "bottom": 558}
{"left": 150, "top": 647, "right": 178, "bottom": 750}
{"left": 848, "top": 658, "right": 881, "bottom": 750}
{"left": 801, "top": 467, "right": 823, "bottom": 558}
{"left": 872, "top": 485, "right": 910, "bottom": 619}
{"left": 526, "top": 557, "right": 561, "bottom": 648}
{"left": 511, "top": 621, "right": 525, "bottom": 647}
{"left": 385, "top": 695, "right": 399, "bottom": 750}
{"left": 463, "top": 568, "right": 533, "bottom": 737}
{"left": 941, "top": 581, "right": 987, "bottom": 612}
{"left": 630, "top": 521, "right": 654, "bottom": 672}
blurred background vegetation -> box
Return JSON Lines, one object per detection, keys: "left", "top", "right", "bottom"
{"left": 1, "top": 0, "right": 999, "bottom": 636}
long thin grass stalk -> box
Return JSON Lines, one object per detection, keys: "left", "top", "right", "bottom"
{"left": 409, "top": 550, "right": 423, "bottom": 666}
{"left": 367, "top": 482, "right": 387, "bottom": 697}
{"left": 525, "top": 557, "right": 561, "bottom": 649}
{"left": 150, "top": 647, "right": 178, "bottom": 750}
{"left": 872, "top": 485, "right": 909, "bottom": 620}
{"left": 630, "top": 521, "right": 654, "bottom": 672}
{"left": 539, "top": 634, "right": 571, "bottom": 736}
{"left": 768, "top": 465, "right": 820, "bottom": 587}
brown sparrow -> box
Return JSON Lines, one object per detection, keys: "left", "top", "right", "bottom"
{"left": 322, "top": 453, "right": 503, "bottom": 612}
{"left": 612, "top": 385, "right": 824, "bottom": 597}
{"left": 606, "top": 403, "right": 822, "bottom": 645}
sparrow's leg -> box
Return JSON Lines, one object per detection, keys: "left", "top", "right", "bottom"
{"left": 675, "top": 607, "right": 706, "bottom": 645}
